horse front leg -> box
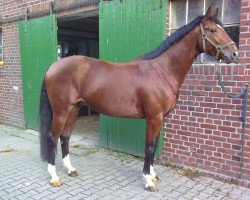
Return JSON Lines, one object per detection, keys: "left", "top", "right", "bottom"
{"left": 143, "top": 114, "right": 163, "bottom": 192}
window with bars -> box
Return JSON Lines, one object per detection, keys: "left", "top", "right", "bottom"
{"left": 170, "top": 0, "right": 241, "bottom": 63}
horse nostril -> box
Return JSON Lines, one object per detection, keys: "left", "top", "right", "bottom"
{"left": 233, "top": 51, "right": 239, "bottom": 58}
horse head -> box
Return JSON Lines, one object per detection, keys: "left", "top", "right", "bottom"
{"left": 200, "top": 7, "right": 239, "bottom": 64}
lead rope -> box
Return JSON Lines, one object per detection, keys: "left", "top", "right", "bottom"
{"left": 200, "top": 23, "right": 249, "bottom": 179}
{"left": 215, "top": 61, "right": 248, "bottom": 179}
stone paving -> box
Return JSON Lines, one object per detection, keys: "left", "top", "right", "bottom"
{"left": 0, "top": 116, "right": 250, "bottom": 200}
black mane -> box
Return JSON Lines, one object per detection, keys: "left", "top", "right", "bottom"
{"left": 142, "top": 15, "right": 224, "bottom": 60}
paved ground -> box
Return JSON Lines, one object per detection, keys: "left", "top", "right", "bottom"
{"left": 0, "top": 116, "right": 250, "bottom": 200}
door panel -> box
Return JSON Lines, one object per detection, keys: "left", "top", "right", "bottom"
{"left": 19, "top": 15, "right": 58, "bottom": 129}
{"left": 99, "top": 0, "right": 167, "bottom": 157}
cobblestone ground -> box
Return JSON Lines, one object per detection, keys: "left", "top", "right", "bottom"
{"left": 0, "top": 116, "right": 250, "bottom": 200}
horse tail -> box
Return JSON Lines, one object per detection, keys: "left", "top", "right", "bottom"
{"left": 39, "top": 79, "right": 52, "bottom": 162}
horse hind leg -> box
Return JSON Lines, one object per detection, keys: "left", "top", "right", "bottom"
{"left": 48, "top": 111, "right": 68, "bottom": 187}
{"left": 60, "top": 106, "right": 79, "bottom": 177}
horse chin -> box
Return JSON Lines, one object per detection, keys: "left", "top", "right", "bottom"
{"left": 222, "top": 54, "right": 238, "bottom": 64}
{"left": 222, "top": 56, "right": 233, "bottom": 64}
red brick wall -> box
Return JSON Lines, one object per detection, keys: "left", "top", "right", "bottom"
{"left": 0, "top": 22, "right": 24, "bottom": 127}
{"left": 0, "top": 0, "right": 97, "bottom": 127}
{"left": 163, "top": 0, "right": 250, "bottom": 186}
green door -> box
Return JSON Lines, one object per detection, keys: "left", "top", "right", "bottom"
{"left": 19, "top": 15, "right": 58, "bottom": 130}
{"left": 99, "top": 0, "right": 167, "bottom": 157}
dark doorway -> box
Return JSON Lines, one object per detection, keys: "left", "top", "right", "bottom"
{"left": 57, "top": 12, "right": 99, "bottom": 117}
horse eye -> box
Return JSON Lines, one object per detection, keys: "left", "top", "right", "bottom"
{"left": 211, "top": 28, "right": 217, "bottom": 33}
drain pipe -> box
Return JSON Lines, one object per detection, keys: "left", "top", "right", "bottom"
{"left": 240, "top": 85, "right": 248, "bottom": 179}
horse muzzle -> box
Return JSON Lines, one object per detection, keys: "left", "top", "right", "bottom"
{"left": 223, "top": 51, "right": 239, "bottom": 64}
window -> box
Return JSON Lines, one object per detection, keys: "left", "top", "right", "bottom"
{"left": 0, "top": 30, "right": 2, "bottom": 61}
{"left": 170, "top": 0, "right": 241, "bottom": 63}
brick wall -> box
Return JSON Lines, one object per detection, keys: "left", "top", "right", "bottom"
{"left": 0, "top": 0, "right": 97, "bottom": 127}
{"left": 0, "top": 22, "right": 24, "bottom": 127}
{"left": 162, "top": 0, "right": 250, "bottom": 186}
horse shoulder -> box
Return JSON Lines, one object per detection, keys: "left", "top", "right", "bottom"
{"left": 136, "top": 61, "right": 179, "bottom": 117}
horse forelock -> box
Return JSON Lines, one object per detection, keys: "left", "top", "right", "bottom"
{"left": 142, "top": 15, "right": 224, "bottom": 60}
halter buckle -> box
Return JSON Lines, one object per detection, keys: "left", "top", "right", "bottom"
{"left": 217, "top": 46, "right": 222, "bottom": 51}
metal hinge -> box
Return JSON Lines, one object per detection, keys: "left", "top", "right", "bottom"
{"left": 160, "top": 0, "right": 163, "bottom": 9}
{"left": 50, "top": 1, "right": 54, "bottom": 30}
{"left": 24, "top": 7, "right": 29, "bottom": 33}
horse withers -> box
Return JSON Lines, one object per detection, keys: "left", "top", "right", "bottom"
{"left": 39, "top": 7, "right": 238, "bottom": 192}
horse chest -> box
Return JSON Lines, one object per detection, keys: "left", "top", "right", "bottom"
{"left": 155, "top": 84, "right": 179, "bottom": 114}
{"left": 162, "top": 89, "right": 179, "bottom": 116}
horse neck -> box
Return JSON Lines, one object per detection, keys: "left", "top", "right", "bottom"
{"left": 154, "top": 26, "right": 202, "bottom": 88}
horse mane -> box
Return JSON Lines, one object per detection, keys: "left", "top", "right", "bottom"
{"left": 142, "top": 15, "right": 224, "bottom": 60}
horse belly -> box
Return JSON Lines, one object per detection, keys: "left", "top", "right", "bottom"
{"left": 83, "top": 88, "right": 141, "bottom": 118}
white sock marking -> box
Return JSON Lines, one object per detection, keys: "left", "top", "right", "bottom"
{"left": 143, "top": 174, "right": 155, "bottom": 187}
{"left": 63, "top": 154, "right": 76, "bottom": 174}
{"left": 48, "top": 164, "right": 60, "bottom": 182}
{"left": 150, "top": 165, "right": 157, "bottom": 178}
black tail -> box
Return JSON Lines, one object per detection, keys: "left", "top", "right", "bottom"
{"left": 39, "top": 79, "right": 53, "bottom": 162}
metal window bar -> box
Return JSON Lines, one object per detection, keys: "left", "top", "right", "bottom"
{"left": 0, "top": 31, "right": 3, "bottom": 61}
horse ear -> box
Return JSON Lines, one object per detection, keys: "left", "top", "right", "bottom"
{"left": 214, "top": 7, "right": 219, "bottom": 17}
{"left": 204, "top": 6, "right": 212, "bottom": 20}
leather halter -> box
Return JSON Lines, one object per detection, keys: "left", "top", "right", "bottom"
{"left": 200, "top": 23, "right": 235, "bottom": 60}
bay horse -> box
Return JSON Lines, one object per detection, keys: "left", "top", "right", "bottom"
{"left": 40, "top": 7, "right": 238, "bottom": 192}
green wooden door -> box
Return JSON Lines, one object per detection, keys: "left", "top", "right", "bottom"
{"left": 19, "top": 15, "right": 58, "bottom": 130}
{"left": 99, "top": 0, "right": 167, "bottom": 157}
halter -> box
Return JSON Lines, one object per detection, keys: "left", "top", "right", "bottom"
{"left": 200, "top": 23, "right": 235, "bottom": 60}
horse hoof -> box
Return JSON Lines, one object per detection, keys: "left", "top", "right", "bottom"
{"left": 68, "top": 170, "right": 78, "bottom": 177}
{"left": 152, "top": 175, "right": 159, "bottom": 183}
{"left": 145, "top": 185, "right": 158, "bottom": 192}
{"left": 50, "top": 179, "right": 63, "bottom": 187}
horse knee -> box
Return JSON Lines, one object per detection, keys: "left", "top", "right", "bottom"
{"left": 145, "top": 140, "right": 157, "bottom": 156}
{"left": 144, "top": 140, "right": 158, "bottom": 174}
